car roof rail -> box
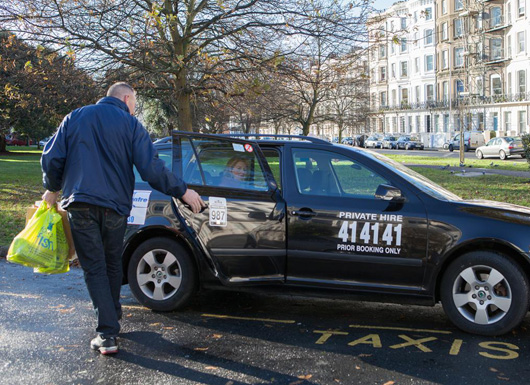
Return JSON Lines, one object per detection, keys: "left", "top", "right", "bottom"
{"left": 172, "top": 131, "right": 332, "bottom": 145}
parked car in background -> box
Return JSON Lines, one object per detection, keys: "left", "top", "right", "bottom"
{"left": 396, "top": 135, "right": 424, "bottom": 150}
{"left": 353, "top": 134, "right": 367, "bottom": 147}
{"left": 475, "top": 137, "right": 525, "bottom": 160}
{"left": 381, "top": 135, "right": 398, "bottom": 149}
{"left": 153, "top": 136, "right": 172, "bottom": 144}
{"left": 341, "top": 137, "right": 353, "bottom": 145}
{"left": 448, "top": 131, "right": 485, "bottom": 152}
{"left": 364, "top": 135, "right": 382, "bottom": 148}
{"left": 39, "top": 137, "right": 51, "bottom": 147}
{"left": 6, "top": 136, "right": 30, "bottom": 146}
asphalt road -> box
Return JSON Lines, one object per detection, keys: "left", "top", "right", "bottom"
{"left": 1, "top": 259, "right": 530, "bottom": 385}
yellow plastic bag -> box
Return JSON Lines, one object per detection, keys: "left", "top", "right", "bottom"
{"left": 7, "top": 202, "right": 69, "bottom": 274}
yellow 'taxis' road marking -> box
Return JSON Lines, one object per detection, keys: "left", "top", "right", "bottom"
{"left": 201, "top": 313, "right": 296, "bottom": 324}
{"left": 122, "top": 305, "right": 149, "bottom": 310}
{"left": 349, "top": 324, "right": 452, "bottom": 335}
{"left": 0, "top": 292, "right": 41, "bottom": 299}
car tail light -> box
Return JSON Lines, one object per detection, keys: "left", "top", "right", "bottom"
{"left": 509, "top": 145, "right": 514, "bottom": 149}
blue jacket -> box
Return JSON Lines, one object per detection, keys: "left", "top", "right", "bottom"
{"left": 41, "top": 97, "right": 187, "bottom": 216}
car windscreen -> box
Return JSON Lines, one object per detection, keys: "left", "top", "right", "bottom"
{"left": 367, "top": 152, "right": 462, "bottom": 201}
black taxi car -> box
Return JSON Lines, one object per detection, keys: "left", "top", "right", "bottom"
{"left": 122, "top": 132, "right": 530, "bottom": 336}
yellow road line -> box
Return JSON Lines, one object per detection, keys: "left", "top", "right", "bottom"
{"left": 122, "top": 305, "right": 149, "bottom": 310}
{"left": 201, "top": 313, "right": 296, "bottom": 324}
{"left": 349, "top": 324, "right": 452, "bottom": 335}
{"left": 0, "top": 292, "right": 41, "bottom": 299}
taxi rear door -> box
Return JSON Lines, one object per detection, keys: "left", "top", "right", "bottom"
{"left": 171, "top": 133, "right": 286, "bottom": 285}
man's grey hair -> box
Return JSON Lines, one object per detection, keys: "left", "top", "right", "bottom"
{"left": 107, "top": 82, "right": 135, "bottom": 98}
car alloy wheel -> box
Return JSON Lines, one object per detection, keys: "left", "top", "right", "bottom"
{"left": 441, "top": 251, "right": 529, "bottom": 336}
{"left": 476, "top": 150, "right": 483, "bottom": 159}
{"left": 128, "top": 237, "right": 197, "bottom": 311}
{"left": 499, "top": 150, "right": 507, "bottom": 160}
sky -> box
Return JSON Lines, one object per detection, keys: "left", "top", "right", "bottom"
{"left": 373, "top": 0, "right": 400, "bottom": 11}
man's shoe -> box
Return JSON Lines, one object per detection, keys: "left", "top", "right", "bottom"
{"left": 90, "top": 335, "right": 118, "bottom": 355}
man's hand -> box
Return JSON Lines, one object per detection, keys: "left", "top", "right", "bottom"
{"left": 42, "top": 190, "right": 59, "bottom": 207}
{"left": 181, "top": 188, "right": 206, "bottom": 214}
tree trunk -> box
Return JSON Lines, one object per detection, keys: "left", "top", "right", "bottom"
{"left": 174, "top": 74, "right": 193, "bottom": 132}
{"left": 0, "top": 135, "right": 6, "bottom": 152}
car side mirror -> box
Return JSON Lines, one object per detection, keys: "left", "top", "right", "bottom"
{"left": 375, "top": 184, "right": 405, "bottom": 203}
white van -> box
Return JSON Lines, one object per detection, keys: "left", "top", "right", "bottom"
{"left": 448, "top": 131, "right": 486, "bottom": 152}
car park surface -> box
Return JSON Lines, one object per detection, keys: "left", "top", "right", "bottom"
{"left": 123, "top": 133, "right": 530, "bottom": 337}
{"left": 476, "top": 137, "right": 525, "bottom": 160}
{"left": 2, "top": 258, "right": 530, "bottom": 385}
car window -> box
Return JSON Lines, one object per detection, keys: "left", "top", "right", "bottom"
{"left": 292, "top": 149, "right": 389, "bottom": 198}
{"left": 180, "top": 137, "right": 268, "bottom": 191}
{"left": 133, "top": 148, "right": 171, "bottom": 182}
{"left": 262, "top": 148, "right": 281, "bottom": 191}
{"left": 487, "top": 139, "right": 495, "bottom": 146}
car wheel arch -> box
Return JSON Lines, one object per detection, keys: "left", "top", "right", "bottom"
{"left": 122, "top": 227, "right": 199, "bottom": 285}
{"left": 433, "top": 239, "right": 530, "bottom": 303}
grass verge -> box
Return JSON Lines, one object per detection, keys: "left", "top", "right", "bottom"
{"left": 386, "top": 153, "right": 529, "bottom": 171}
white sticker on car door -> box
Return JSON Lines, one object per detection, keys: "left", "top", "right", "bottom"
{"left": 127, "top": 190, "right": 152, "bottom": 225}
{"left": 209, "top": 196, "right": 227, "bottom": 227}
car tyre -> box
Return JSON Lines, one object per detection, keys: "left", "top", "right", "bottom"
{"left": 464, "top": 145, "right": 469, "bottom": 152}
{"left": 405, "top": 144, "right": 410, "bottom": 150}
{"left": 448, "top": 144, "right": 454, "bottom": 152}
{"left": 128, "top": 237, "right": 197, "bottom": 311}
{"left": 440, "top": 251, "right": 529, "bottom": 336}
{"left": 476, "top": 150, "right": 483, "bottom": 159}
{"left": 499, "top": 150, "right": 507, "bottom": 160}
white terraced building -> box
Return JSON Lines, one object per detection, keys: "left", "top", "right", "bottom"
{"left": 367, "top": 0, "right": 530, "bottom": 147}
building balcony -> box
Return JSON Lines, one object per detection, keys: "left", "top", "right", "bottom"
{"left": 370, "top": 92, "right": 530, "bottom": 113}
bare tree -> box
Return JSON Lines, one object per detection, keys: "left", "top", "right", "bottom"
{"left": 1, "top": 0, "right": 294, "bottom": 131}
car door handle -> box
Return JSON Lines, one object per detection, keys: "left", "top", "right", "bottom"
{"left": 291, "top": 210, "right": 317, "bottom": 217}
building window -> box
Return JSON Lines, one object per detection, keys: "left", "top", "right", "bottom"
{"left": 455, "top": 47, "right": 464, "bottom": 67}
{"left": 517, "top": 31, "right": 525, "bottom": 53}
{"left": 454, "top": 19, "right": 463, "bottom": 37}
{"left": 518, "top": 0, "right": 525, "bottom": 16}
{"left": 391, "top": 63, "right": 396, "bottom": 78}
{"left": 392, "top": 89, "right": 397, "bottom": 105}
{"left": 455, "top": 0, "right": 463, "bottom": 11}
{"left": 401, "top": 88, "right": 409, "bottom": 104}
{"left": 508, "top": 72, "right": 512, "bottom": 95}
{"left": 425, "top": 7, "right": 432, "bottom": 20}
{"left": 491, "top": 75, "right": 502, "bottom": 95}
{"left": 425, "top": 55, "right": 434, "bottom": 71}
{"left": 401, "top": 17, "right": 407, "bottom": 30}
{"left": 415, "top": 85, "right": 421, "bottom": 103}
{"left": 442, "top": 0, "right": 447, "bottom": 14}
{"left": 425, "top": 29, "right": 433, "bottom": 45}
{"left": 380, "top": 67, "right": 386, "bottom": 81}
{"left": 380, "top": 91, "right": 387, "bottom": 106}
{"left": 443, "top": 114, "right": 449, "bottom": 132}
{"left": 379, "top": 45, "right": 387, "bottom": 58}
{"left": 518, "top": 70, "right": 526, "bottom": 94}
{"left": 476, "top": 76, "right": 484, "bottom": 96}
{"left": 456, "top": 79, "right": 464, "bottom": 97}
{"left": 400, "top": 61, "right": 408, "bottom": 77}
{"left": 443, "top": 81, "right": 449, "bottom": 101}
{"left": 401, "top": 38, "right": 408, "bottom": 52}
{"left": 491, "top": 7, "right": 502, "bottom": 27}
{"left": 442, "top": 50, "right": 449, "bottom": 69}
{"left": 507, "top": 2, "right": 512, "bottom": 22}
{"left": 426, "top": 84, "right": 434, "bottom": 101}
{"left": 491, "top": 38, "right": 503, "bottom": 59}
{"left": 507, "top": 35, "right": 512, "bottom": 57}
{"left": 519, "top": 111, "right": 527, "bottom": 133}
{"left": 442, "top": 22, "right": 448, "bottom": 40}
{"left": 505, "top": 111, "right": 511, "bottom": 131}
{"left": 415, "top": 57, "right": 420, "bottom": 73}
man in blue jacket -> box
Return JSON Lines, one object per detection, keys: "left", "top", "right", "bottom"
{"left": 41, "top": 82, "right": 204, "bottom": 355}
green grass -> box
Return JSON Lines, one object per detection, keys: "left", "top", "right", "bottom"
{"left": 0, "top": 147, "right": 43, "bottom": 246}
{"left": 386, "top": 154, "right": 530, "bottom": 171}
{"left": 410, "top": 168, "right": 530, "bottom": 207}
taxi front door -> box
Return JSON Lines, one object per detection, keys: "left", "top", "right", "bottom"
{"left": 285, "top": 146, "right": 429, "bottom": 293}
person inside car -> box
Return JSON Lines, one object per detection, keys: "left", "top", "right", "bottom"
{"left": 221, "top": 155, "right": 250, "bottom": 188}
